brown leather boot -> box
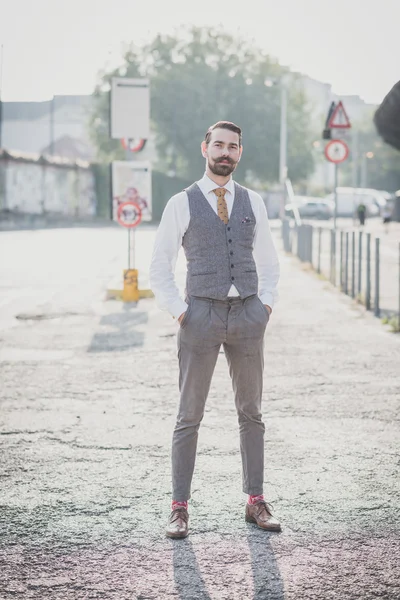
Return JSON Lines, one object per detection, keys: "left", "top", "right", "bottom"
{"left": 165, "top": 507, "right": 189, "bottom": 539}
{"left": 245, "top": 501, "right": 281, "bottom": 532}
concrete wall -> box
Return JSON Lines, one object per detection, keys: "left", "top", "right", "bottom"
{"left": 0, "top": 151, "right": 96, "bottom": 217}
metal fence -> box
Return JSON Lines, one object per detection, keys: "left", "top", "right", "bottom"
{"left": 282, "top": 219, "right": 400, "bottom": 328}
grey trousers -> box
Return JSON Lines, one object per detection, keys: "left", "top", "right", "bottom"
{"left": 172, "top": 294, "right": 270, "bottom": 501}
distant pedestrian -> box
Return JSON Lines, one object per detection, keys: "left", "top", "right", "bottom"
{"left": 357, "top": 203, "right": 366, "bottom": 226}
{"left": 150, "top": 121, "right": 281, "bottom": 539}
{"left": 382, "top": 204, "right": 392, "bottom": 234}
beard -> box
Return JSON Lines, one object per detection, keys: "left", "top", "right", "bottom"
{"left": 208, "top": 157, "right": 238, "bottom": 176}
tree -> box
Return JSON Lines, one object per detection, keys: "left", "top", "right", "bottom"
{"left": 339, "top": 111, "right": 400, "bottom": 192}
{"left": 89, "top": 27, "right": 314, "bottom": 186}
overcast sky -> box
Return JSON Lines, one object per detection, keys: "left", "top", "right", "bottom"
{"left": 0, "top": 0, "right": 398, "bottom": 104}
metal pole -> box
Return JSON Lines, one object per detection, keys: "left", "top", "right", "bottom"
{"left": 0, "top": 44, "right": 4, "bottom": 148}
{"left": 310, "top": 225, "right": 313, "bottom": 264}
{"left": 361, "top": 154, "right": 367, "bottom": 188}
{"left": 358, "top": 231, "right": 363, "bottom": 296}
{"left": 340, "top": 231, "right": 344, "bottom": 289}
{"left": 132, "top": 229, "right": 136, "bottom": 269}
{"left": 352, "top": 129, "right": 359, "bottom": 188}
{"left": 279, "top": 84, "right": 288, "bottom": 185}
{"left": 317, "top": 227, "right": 321, "bottom": 274}
{"left": 345, "top": 232, "right": 349, "bottom": 294}
{"left": 351, "top": 231, "right": 355, "bottom": 298}
{"left": 398, "top": 243, "right": 400, "bottom": 331}
{"left": 332, "top": 229, "right": 336, "bottom": 286}
{"left": 128, "top": 229, "right": 131, "bottom": 270}
{"left": 333, "top": 163, "right": 338, "bottom": 230}
{"left": 366, "top": 233, "right": 371, "bottom": 310}
{"left": 297, "top": 225, "right": 301, "bottom": 260}
{"left": 374, "top": 238, "right": 380, "bottom": 317}
{"left": 49, "top": 96, "right": 55, "bottom": 155}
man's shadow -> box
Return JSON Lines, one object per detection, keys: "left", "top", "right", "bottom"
{"left": 247, "top": 528, "right": 285, "bottom": 599}
{"left": 87, "top": 307, "right": 148, "bottom": 352}
{"left": 172, "top": 538, "right": 212, "bottom": 600}
{"left": 171, "top": 528, "right": 284, "bottom": 600}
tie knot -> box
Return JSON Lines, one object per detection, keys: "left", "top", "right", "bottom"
{"left": 213, "top": 187, "right": 227, "bottom": 198}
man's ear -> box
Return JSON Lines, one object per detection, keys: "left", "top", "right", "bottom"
{"left": 201, "top": 141, "right": 208, "bottom": 158}
{"left": 238, "top": 146, "right": 243, "bottom": 161}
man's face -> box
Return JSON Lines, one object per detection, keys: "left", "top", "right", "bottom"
{"left": 201, "top": 128, "right": 242, "bottom": 176}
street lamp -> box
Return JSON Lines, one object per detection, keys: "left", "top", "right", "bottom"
{"left": 361, "top": 151, "right": 374, "bottom": 188}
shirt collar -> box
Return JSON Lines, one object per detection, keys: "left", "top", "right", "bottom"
{"left": 200, "top": 173, "right": 234, "bottom": 196}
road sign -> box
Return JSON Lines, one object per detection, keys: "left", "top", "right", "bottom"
{"left": 117, "top": 201, "right": 142, "bottom": 228}
{"left": 111, "top": 78, "right": 150, "bottom": 139}
{"left": 331, "top": 127, "right": 350, "bottom": 139}
{"left": 112, "top": 161, "right": 152, "bottom": 222}
{"left": 121, "top": 138, "right": 147, "bottom": 152}
{"left": 324, "top": 139, "right": 349, "bottom": 163}
{"left": 328, "top": 101, "right": 351, "bottom": 129}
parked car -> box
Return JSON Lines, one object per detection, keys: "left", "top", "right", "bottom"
{"left": 285, "top": 196, "right": 334, "bottom": 220}
{"left": 324, "top": 188, "right": 388, "bottom": 217}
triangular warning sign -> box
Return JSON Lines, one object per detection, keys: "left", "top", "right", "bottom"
{"left": 328, "top": 101, "right": 351, "bottom": 129}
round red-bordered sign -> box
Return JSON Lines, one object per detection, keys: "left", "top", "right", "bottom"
{"left": 324, "top": 139, "right": 349, "bottom": 164}
{"left": 117, "top": 201, "right": 142, "bottom": 228}
{"left": 120, "top": 138, "right": 147, "bottom": 152}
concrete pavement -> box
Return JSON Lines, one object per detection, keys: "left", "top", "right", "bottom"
{"left": 0, "top": 226, "right": 399, "bottom": 599}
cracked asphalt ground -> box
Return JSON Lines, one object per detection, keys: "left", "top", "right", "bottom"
{"left": 0, "top": 226, "right": 399, "bottom": 600}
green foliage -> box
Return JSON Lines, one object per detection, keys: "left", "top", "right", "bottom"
{"left": 152, "top": 171, "right": 192, "bottom": 221}
{"left": 91, "top": 163, "right": 111, "bottom": 218}
{"left": 89, "top": 27, "right": 314, "bottom": 185}
{"left": 389, "top": 316, "right": 400, "bottom": 332}
{"left": 360, "top": 140, "right": 400, "bottom": 192}
{"left": 340, "top": 111, "right": 400, "bottom": 192}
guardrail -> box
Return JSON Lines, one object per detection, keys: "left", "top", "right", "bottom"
{"left": 281, "top": 219, "right": 400, "bottom": 330}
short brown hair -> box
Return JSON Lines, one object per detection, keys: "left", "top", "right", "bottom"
{"left": 204, "top": 121, "right": 242, "bottom": 146}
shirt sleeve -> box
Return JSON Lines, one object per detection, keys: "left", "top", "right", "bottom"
{"left": 149, "top": 192, "right": 189, "bottom": 319}
{"left": 250, "top": 191, "right": 280, "bottom": 309}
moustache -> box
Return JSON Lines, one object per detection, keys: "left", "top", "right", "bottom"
{"left": 216, "top": 158, "right": 234, "bottom": 164}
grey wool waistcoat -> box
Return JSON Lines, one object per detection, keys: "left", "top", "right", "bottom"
{"left": 182, "top": 182, "right": 258, "bottom": 300}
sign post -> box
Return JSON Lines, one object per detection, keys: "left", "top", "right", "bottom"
{"left": 117, "top": 201, "right": 142, "bottom": 302}
{"left": 325, "top": 139, "right": 350, "bottom": 230}
{"left": 108, "top": 79, "right": 152, "bottom": 302}
{"left": 323, "top": 101, "right": 351, "bottom": 230}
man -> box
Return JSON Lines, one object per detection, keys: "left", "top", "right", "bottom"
{"left": 150, "top": 121, "right": 280, "bottom": 539}
{"left": 357, "top": 202, "right": 366, "bottom": 227}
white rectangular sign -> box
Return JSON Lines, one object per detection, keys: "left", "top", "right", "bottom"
{"left": 111, "top": 78, "right": 150, "bottom": 139}
{"left": 112, "top": 161, "right": 152, "bottom": 222}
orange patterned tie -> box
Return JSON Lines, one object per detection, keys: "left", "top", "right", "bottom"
{"left": 213, "top": 188, "right": 229, "bottom": 224}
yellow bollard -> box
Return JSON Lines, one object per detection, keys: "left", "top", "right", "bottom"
{"left": 123, "top": 269, "right": 139, "bottom": 302}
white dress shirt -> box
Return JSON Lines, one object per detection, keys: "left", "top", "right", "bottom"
{"left": 150, "top": 173, "right": 280, "bottom": 319}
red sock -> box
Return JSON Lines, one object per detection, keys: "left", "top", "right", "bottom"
{"left": 172, "top": 500, "right": 188, "bottom": 511}
{"left": 248, "top": 494, "right": 264, "bottom": 505}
